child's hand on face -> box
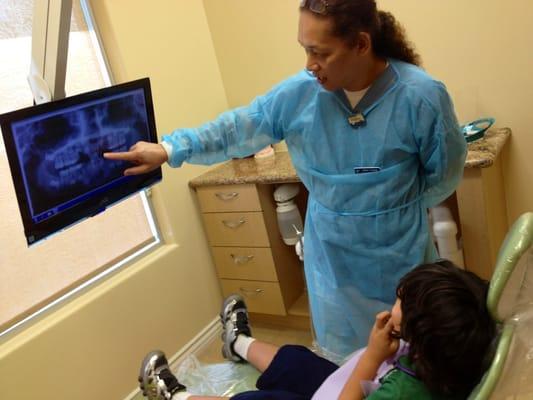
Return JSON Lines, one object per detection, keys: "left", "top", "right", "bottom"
{"left": 366, "top": 311, "right": 400, "bottom": 364}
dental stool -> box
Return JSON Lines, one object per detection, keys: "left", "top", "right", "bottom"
{"left": 468, "top": 212, "right": 533, "bottom": 399}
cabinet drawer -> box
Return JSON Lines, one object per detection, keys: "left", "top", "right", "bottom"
{"left": 212, "top": 247, "right": 278, "bottom": 281}
{"left": 197, "top": 184, "right": 261, "bottom": 213}
{"left": 220, "top": 279, "right": 286, "bottom": 315}
{"left": 202, "top": 212, "right": 270, "bottom": 247}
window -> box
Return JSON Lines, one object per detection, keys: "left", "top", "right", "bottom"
{"left": 0, "top": 0, "right": 160, "bottom": 335}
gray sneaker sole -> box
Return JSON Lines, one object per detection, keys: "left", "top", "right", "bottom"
{"left": 138, "top": 350, "right": 167, "bottom": 400}
{"left": 220, "top": 293, "right": 245, "bottom": 322}
{"left": 220, "top": 294, "right": 250, "bottom": 362}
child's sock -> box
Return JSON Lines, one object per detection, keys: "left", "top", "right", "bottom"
{"left": 174, "top": 392, "right": 192, "bottom": 400}
{"left": 233, "top": 334, "right": 256, "bottom": 361}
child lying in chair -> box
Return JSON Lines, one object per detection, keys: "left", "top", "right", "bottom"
{"left": 138, "top": 260, "right": 496, "bottom": 400}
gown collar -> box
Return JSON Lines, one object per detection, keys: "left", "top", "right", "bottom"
{"left": 334, "top": 60, "right": 399, "bottom": 128}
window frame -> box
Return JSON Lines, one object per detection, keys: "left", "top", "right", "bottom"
{"left": 0, "top": 0, "right": 163, "bottom": 339}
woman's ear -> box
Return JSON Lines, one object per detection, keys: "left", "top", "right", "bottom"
{"left": 356, "top": 32, "right": 372, "bottom": 55}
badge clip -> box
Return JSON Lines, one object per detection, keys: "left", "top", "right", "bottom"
{"left": 348, "top": 112, "right": 366, "bottom": 128}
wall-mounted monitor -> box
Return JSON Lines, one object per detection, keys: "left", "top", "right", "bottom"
{"left": 0, "top": 78, "right": 161, "bottom": 246}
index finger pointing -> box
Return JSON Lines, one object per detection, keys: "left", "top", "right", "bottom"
{"left": 103, "top": 151, "right": 136, "bottom": 161}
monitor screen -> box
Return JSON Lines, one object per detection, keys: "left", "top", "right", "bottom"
{"left": 0, "top": 78, "right": 162, "bottom": 246}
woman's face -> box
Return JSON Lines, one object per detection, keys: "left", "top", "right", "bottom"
{"left": 297, "top": 10, "right": 365, "bottom": 91}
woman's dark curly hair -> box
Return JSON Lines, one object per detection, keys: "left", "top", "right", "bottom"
{"left": 300, "top": 0, "right": 422, "bottom": 66}
{"left": 397, "top": 260, "right": 497, "bottom": 396}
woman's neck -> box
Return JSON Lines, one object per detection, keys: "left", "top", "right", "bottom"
{"left": 345, "top": 57, "right": 388, "bottom": 91}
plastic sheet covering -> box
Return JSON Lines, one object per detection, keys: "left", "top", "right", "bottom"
{"left": 469, "top": 212, "right": 533, "bottom": 399}
{"left": 175, "top": 355, "right": 260, "bottom": 397}
{"left": 489, "top": 247, "right": 533, "bottom": 399}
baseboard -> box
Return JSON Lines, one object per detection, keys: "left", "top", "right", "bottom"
{"left": 168, "top": 316, "right": 221, "bottom": 368}
{"left": 123, "top": 316, "right": 221, "bottom": 400}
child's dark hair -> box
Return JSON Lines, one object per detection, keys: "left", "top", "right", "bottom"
{"left": 397, "top": 260, "right": 496, "bottom": 396}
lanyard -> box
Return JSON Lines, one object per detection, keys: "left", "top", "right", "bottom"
{"left": 339, "top": 62, "right": 398, "bottom": 128}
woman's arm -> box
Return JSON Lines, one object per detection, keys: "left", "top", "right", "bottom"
{"left": 161, "top": 72, "right": 313, "bottom": 168}
{"left": 414, "top": 83, "right": 467, "bottom": 208}
{"left": 162, "top": 96, "right": 283, "bottom": 168}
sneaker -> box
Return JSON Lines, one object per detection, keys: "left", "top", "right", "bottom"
{"left": 138, "top": 350, "right": 185, "bottom": 400}
{"left": 220, "top": 294, "right": 252, "bottom": 362}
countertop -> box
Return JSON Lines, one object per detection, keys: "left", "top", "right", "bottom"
{"left": 189, "top": 127, "right": 511, "bottom": 188}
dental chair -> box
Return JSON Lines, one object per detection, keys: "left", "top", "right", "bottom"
{"left": 176, "top": 213, "right": 533, "bottom": 399}
{"left": 468, "top": 211, "right": 533, "bottom": 400}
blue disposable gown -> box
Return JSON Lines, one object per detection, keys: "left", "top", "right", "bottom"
{"left": 163, "top": 60, "right": 467, "bottom": 361}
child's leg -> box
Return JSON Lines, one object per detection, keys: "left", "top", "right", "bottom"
{"left": 244, "top": 339, "right": 280, "bottom": 373}
{"left": 138, "top": 345, "right": 282, "bottom": 400}
{"left": 139, "top": 295, "right": 286, "bottom": 400}
{"left": 221, "top": 294, "right": 280, "bottom": 372}
{"left": 252, "top": 345, "right": 339, "bottom": 397}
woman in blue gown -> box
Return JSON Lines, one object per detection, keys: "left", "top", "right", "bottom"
{"left": 105, "top": 0, "right": 467, "bottom": 362}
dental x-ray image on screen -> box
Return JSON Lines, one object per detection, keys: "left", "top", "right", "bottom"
{"left": 0, "top": 78, "right": 162, "bottom": 246}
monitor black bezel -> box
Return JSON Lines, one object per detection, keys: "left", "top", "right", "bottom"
{"left": 0, "top": 77, "right": 162, "bottom": 246}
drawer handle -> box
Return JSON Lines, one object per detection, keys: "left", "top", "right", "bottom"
{"left": 222, "top": 218, "right": 246, "bottom": 229}
{"left": 239, "top": 287, "right": 264, "bottom": 297}
{"left": 215, "top": 192, "right": 239, "bottom": 201}
{"left": 231, "top": 254, "right": 255, "bottom": 265}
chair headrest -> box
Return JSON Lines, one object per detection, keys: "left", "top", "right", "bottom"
{"left": 488, "top": 212, "right": 533, "bottom": 322}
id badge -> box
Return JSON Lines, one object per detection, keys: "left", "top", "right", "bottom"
{"left": 353, "top": 166, "right": 381, "bottom": 174}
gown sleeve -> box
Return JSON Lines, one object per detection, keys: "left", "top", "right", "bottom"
{"left": 414, "top": 82, "right": 467, "bottom": 208}
{"left": 161, "top": 85, "right": 287, "bottom": 167}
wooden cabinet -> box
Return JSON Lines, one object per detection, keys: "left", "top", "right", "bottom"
{"left": 456, "top": 157, "right": 508, "bottom": 280}
{"left": 196, "top": 183, "right": 305, "bottom": 317}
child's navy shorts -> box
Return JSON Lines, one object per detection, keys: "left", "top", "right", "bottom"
{"left": 231, "top": 344, "right": 338, "bottom": 400}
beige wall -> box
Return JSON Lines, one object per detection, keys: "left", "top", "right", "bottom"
{"left": 203, "top": 0, "right": 303, "bottom": 108}
{"left": 0, "top": 1, "right": 226, "bottom": 399}
{"left": 378, "top": 0, "right": 533, "bottom": 223}
{"left": 203, "top": 0, "right": 533, "bottom": 222}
